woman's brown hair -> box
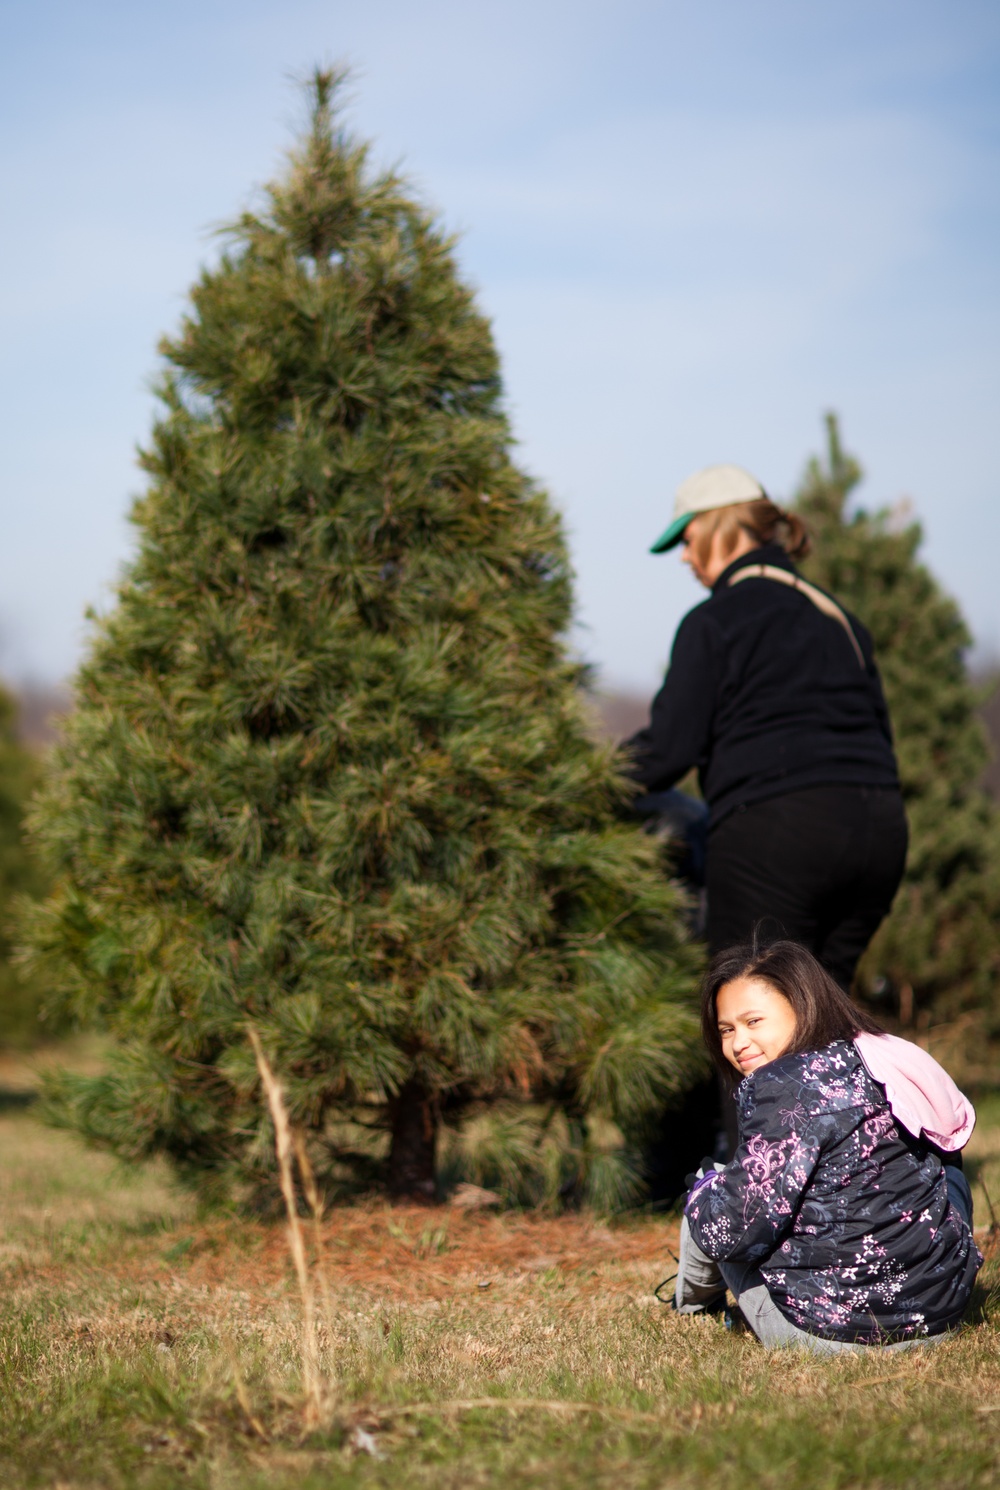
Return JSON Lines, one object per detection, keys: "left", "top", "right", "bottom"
{"left": 688, "top": 498, "right": 810, "bottom": 573}
{"left": 701, "top": 939, "right": 883, "bottom": 1084}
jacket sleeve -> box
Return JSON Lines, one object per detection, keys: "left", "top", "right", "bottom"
{"left": 622, "top": 607, "right": 720, "bottom": 793}
{"left": 684, "top": 1069, "right": 823, "bottom": 1265}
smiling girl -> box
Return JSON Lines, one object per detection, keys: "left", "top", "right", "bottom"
{"left": 675, "top": 940, "right": 982, "bottom": 1352}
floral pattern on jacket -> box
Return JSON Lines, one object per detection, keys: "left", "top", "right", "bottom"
{"left": 685, "top": 1041, "right": 981, "bottom": 1343}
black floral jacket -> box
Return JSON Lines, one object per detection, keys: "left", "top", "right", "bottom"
{"left": 685, "top": 1041, "right": 981, "bottom": 1343}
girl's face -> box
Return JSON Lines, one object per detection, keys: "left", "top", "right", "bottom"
{"left": 715, "top": 977, "right": 798, "bottom": 1077}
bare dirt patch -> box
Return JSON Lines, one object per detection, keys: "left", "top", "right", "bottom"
{"left": 124, "top": 1205, "right": 680, "bottom": 1305}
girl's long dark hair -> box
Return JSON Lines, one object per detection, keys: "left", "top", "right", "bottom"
{"left": 702, "top": 940, "right": 884, "bottom": 1084}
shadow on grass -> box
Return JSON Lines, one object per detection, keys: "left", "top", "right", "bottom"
{"left": 0, "top": 1086, "right": 37, "bottom": 1111}
{"left": 965, "top": 1238, "right": 1000, "bottom": 1326}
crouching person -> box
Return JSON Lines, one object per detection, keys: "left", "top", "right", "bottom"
{"left": 675, "top": 940, "right": 982, "bottom": 1353}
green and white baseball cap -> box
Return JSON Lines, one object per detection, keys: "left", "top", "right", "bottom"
{"left": 650, "top": 463, "right": 767, "bottom": 553}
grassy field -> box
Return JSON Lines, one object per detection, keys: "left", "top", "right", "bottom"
{"left": 3, "top": 1048, "right": 1000, "bottom": 1488}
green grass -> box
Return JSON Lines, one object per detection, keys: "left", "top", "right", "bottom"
{"left": 2, "top": 1054, "right": 1000, "bottom": 1488}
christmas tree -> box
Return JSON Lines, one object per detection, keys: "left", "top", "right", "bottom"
{"left": 23, "top": 73, "right": 700, "bottom": 1202}
{"left": 798, "top": 415, "right": 1000, "bottom": 1029}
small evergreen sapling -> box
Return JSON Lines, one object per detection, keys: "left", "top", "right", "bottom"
{"left": 24, "top": 73, "right": 700, "bottom": 1201}
{"left": 798, "top": 415, "right": 1000, "bottom": 1029}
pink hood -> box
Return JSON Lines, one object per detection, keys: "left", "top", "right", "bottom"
{"left": 855, "top": 1032, "right": 975, "bottom": 1152}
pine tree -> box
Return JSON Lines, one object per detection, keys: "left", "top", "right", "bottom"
{"left": 797, "top": 415, "right": 1000, "bottom": 1029}
{"left": 0, "top": 684, "right": 49, "bottom": 1044}
{"left": 23, "top": 73, "right": 700, "bottom": 1202}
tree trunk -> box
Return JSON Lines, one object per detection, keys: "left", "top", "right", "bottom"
{"left": 388, "top": 1077, "right": 438, "bottom": 1202}
{"left": 899, "top": 982, "right": 914, "bottom": 1028}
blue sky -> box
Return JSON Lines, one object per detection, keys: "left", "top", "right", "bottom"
{"left": 2, "top": 0, "right": 998, "bottom": 692}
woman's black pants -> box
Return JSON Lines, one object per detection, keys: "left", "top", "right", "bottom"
{"left": 644, "top": 784, "right": 907, "bottom": 1196}
{"left": 706, "top": 784, "right": 908, "bottom": 989}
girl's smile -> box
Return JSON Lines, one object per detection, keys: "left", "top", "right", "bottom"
{"left": 716, "top": 976, "right": 799, "bottom": 1075}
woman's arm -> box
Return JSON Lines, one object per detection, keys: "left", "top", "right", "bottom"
{"left": 684, "top": 1071, "right": 823, "bottom": 1266}
{"left": 623, "top": 609, "right": 720, "bottom": 794}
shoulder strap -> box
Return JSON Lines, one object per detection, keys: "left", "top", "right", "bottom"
{"left": 728, "top": 563, "right": 866, "bottom": 670}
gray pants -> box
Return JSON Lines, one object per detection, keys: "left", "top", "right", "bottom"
{"left": 675, "top": 1218, "right": 938, "bottom": 1355}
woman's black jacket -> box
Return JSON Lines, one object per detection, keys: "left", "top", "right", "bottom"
{"left": 624, "top": 544, "right": 899, "bottom": 828}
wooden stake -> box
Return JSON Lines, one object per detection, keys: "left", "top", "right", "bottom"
{"left": 293, "top": 1125, "right": 337, "bottom": 1359}
{"left": 247, "top": 1026, "right": 322, "bottom": 1428}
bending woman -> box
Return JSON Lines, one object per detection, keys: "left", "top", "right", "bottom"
{"left": 677, "top": 940, "right": 981, "bottom": 1352}
{"left": 626, "top": 463, "right": 906, "bottom": 990}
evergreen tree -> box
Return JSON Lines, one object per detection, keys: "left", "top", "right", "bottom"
{"left": 798, "top": 415, "right": 1000, "bottom": 1028}
{"left": 0, "top": 683, "right": 49, "bottom": 1045}
{"left": 23, "top": 73, "right": 700, "bottom": 1202}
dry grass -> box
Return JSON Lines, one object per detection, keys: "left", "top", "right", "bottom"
{"left": 3, "top": 1055, "right": 1000, "bottom": 1488}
